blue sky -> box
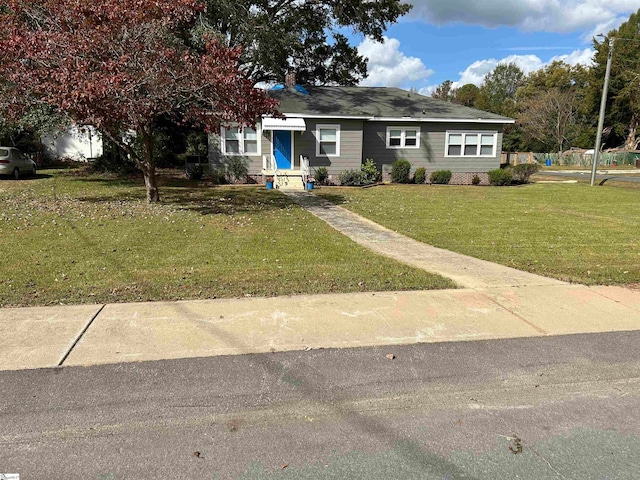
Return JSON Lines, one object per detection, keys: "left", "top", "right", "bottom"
{"left": 349, "top": 0, "right": 640, "bottom": 94}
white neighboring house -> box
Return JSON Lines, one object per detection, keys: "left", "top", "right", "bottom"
{"left": 41, "top": 125, "right": 103, "bottom": 161}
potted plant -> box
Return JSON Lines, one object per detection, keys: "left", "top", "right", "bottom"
{"left": 306, "top": 176, "right": 315, "bottom": 191}
{"left": 265, "top": 175, "right": 274, "bottom": 189}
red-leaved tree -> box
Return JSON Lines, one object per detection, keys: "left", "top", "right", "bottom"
{"left": 0, "top": 0, "right": 278, "bottom": 201}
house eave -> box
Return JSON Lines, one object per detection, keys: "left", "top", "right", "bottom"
{"left": 366, "top": 117, "right": 515, "bottom": 124}
{"left": 273, "top": 113, "right": 514, "bottom": 124}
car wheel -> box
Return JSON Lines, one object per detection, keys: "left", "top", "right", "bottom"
{"left": 31, "top": 166, "right": 37, "bottom": 177}
{"left": 12, "top": 168, "right": 20, "bottom": 180}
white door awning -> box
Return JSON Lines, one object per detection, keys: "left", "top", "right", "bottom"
{"left": 261, "top": 117, "right": 306, "bottom": 131}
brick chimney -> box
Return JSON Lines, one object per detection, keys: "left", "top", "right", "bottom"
{"left": 285, "top": 70, "right": 296, "bottom": 88}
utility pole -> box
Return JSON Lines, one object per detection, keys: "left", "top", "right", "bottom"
{"left": 590, "top": 37, "right": 615, "bottom": 186}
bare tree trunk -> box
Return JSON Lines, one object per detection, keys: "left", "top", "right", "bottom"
{"left": 141, "top": 131, "right": 160, "bottom": 203}
{"left": 626, "top": 115, "right": 639, "bottom": 150}
{"left": 95, "top": 127, "right": 160, "bottom": 202}
{"left": 140, "top": 163, "right": 159, "bottom": 202}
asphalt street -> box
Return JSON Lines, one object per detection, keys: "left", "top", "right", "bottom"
{"left": 2, "top": 331, "right": 640, "bottom": 479}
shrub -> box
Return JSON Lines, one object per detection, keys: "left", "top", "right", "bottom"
{"left": 314, "top": 166, "right": 329, "bottom": 185}
{"left": 185, "top": 163, "right": 203, "bottom": 180}
{"left": 361, "top": 159, "right": 381, "bottom": 184}
{"left": 511, "top": 163, "right": 539, "bottom": 184}
{"left": 430, "top": 170, "right": 452, "bottom": 185}
{"left": 414, "top": 167, "right": 426, "bottom": 184}
{"left": 472, "top": 174, "right": 481, "bottom": 186}
{"left": 391, "top": 159, "right": 411, "bottom": 183}
{"left": 92, "top": 149, "right": 137, "bottom": 175}
{"left": 211, "top": 168, "right": 226, "bottom": 184}
{"left": 488, "top": 168, "right": 513, "bottom": 186}
{"left": 339, "top": 169, "right": 366, "bottom": 186}
{"left": 225, "top": 156, "right": 248, "bottom": 184}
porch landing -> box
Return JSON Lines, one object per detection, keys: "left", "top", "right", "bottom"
{"left": 264, "top": 169, "right": 306, "bottom": 191}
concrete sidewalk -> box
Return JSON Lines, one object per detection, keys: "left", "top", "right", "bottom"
{"left": 2, "top": 284, "right": 640, "bottom": 371}
{"left": 285, "top": 192, "right": 565, "bottom": 289}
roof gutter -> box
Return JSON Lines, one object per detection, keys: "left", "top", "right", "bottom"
{"left": 275, "top": 113, "right": 515, "bottom": 124}
{"left": 366, "top": 117, "right": 515, "bottom": 124}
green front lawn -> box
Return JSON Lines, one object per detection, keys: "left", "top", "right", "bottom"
{"left": 316, "top": 182, "right": 640, "bottom": 285}
{"left": 0, "top": 170, "right": 453, "bottom": 307}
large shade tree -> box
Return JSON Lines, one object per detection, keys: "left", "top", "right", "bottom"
{"left": 474, "top": 63, "right": 525, "bottom": 152}
{"left": 588, "top": 8, "right": 640, "bottom": 150}
{"left": 477, "top": 63, "right": 525, "bottom": 117}
{"left": 197, "top": 0, "right": 411, "bottom": 85}
{"left": 0, "top": 0, "right": 278, "bottom": 202}
{"left": 517, "top": 61, "right": 590, "bottom": 154}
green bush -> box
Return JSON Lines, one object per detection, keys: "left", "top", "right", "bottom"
{"left": 92, "top": 142, "right": 137, "bottom": 175}
{"left": 430, "top": 170, "right": 452, "bottom": 185}
{"left": 339, "top": 169, "right": 366, "bottom": 186}
{"left": 314, "top": 167, "right": 329, "bottom": 185}
{"left": 414, "top": 167, "right": 426, "bottom": 184}
{"left": 225, "top": 156, "right": 248, "bottom": 184}
{"left": 211, "top": 168, "right": 226, "bottom": 185}
{"left": 361, "top": 159, "right": 381, "bottom": 184}
{"left": 391, "top": 159, "right": 411, "bottom": 183}
{"left": 186, "top": 164, "right": 203, "bottom": 180}
{"left": 511, "top": 163, "right": 539, "bottom": 184}
{"left": 472, "top": 174, "right": 481, "bottom": 186}
{"left": 488, "top": 168, "right": 513, "bottom": 186}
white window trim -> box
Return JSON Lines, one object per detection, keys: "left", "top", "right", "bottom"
{"left": 445, "top": 131, "right": 498, "bottom": 158}
{"left": 316, "top": 124, "right": 340, "bottom": 157}
{"left": 220, "top": 125, "right": 262, "bottom": 156}
{"left": 386, "top": 126, "right": 421, "bottom": 149}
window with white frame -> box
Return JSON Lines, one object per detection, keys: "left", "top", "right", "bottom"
{"left": 316, "top": 125, "right": 340, "bottom": 156}
{"left": 386, "top": 127, "right": 420, "bottom": 149}
{"left": 446, "top": 132, "right": 497, "bottom": 157}
{"left": 221, "top": 126, "right": 260, "bottom": 155}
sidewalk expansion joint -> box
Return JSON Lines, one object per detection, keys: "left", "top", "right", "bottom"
{"left": 58, "top": 304, "right": 106, "bottom": 366}
{"left": 589, "top": 286, "right": 640, "bottom": 314}
{"left": 481, "top": 294, "right": 549, "bottom": 336}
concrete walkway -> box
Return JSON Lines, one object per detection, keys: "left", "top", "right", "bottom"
{"left": 286, "top": 192, "right": 565, "bottom": 289}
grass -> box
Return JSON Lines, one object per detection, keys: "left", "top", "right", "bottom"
{"left": 315, "top": 182, "right": 640, "bottom": 286}
{"left": 0, "top": 169, "right": 454, "bottom": 307}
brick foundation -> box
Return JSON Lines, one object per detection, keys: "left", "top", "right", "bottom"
{"left": 381, "top": 172, "right": 489, "bottom": 185}
{"left": 447, "top": 172, "right": 489, "bottom": 186}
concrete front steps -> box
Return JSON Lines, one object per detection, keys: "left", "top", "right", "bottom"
{"left": 274, "top": 169, "right": 306, "bottom": 191}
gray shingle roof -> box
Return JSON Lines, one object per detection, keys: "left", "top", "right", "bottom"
{"left": 268, "top": 86, "right": 512, "bottom": 122}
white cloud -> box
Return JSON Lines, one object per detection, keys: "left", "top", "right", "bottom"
{"left": 550, "top": 48, "right": 595, "bottom": 66}
{"left": 453, "top": 54, "right": 544, "bottom": 88}
{"left": 407, "top": 0, "right": 640, "bottom": 35}
{"left": 358, "top": 36, "right": 434, "bottom": 87}
{"left": 420, "top": 47, "right": 595, "bottom": 93}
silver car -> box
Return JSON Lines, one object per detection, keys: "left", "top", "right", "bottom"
{"left": 0, "top": 147, "right": 37, "bottom": 179}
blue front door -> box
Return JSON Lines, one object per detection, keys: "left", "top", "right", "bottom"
{"left": 273, "top": 130, "right": 292, "bottom": 169}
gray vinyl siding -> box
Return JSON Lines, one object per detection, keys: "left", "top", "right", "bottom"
{"left": 294, "top": 119, "right": 363, "bottom": 175}
{"left": 208, "top": 119, "right": 505, "bottom": 176}
{"left": 363, "top": 122, "right": 504, "bottom": 173}
{"left": 208, "top": 122, "right": 270, "bottom": 175}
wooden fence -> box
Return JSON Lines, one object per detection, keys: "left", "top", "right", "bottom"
{"left": 501, "top": 152, "right": 534, "bottom": 165}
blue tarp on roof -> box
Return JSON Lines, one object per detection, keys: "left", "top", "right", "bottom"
{"left": 270, "top": 84, "right": 309, "bottom": 95}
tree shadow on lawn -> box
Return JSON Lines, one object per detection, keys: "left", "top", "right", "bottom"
{"left": 75, "top": 183, "right": 295, "bottom": 215}
{"left": 164, "top": 186, "right": 296, "bottom": 216}
{"left": 314, "top": 191, "right": 348, "bottom": 205}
